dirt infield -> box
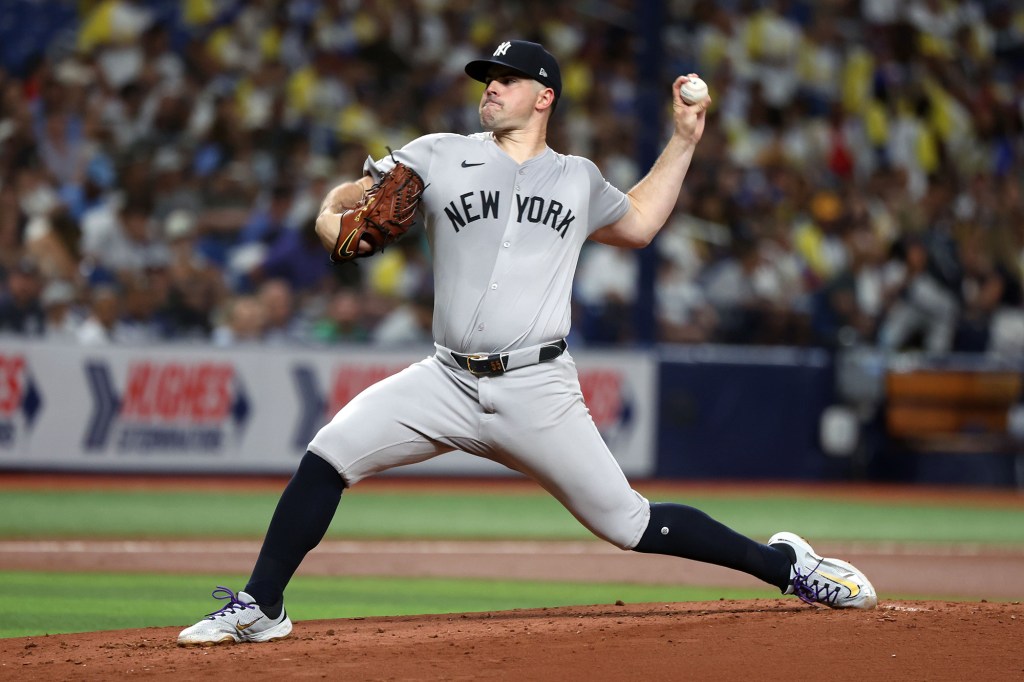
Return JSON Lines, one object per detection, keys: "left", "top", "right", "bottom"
{"left": 1, "top": 474, "right": 1022, "bottom": 679}
{"left": 2, "top": 601, "right": 1021, "bottom": 680}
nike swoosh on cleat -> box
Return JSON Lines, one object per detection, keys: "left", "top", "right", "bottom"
{"left": 817, "top": 570, "right": 860, "bottom": 598}
{"left": 235, "top": 615, "right": 265, "bottom": 632}
{"left": 461, "top": 161, "right": 485, "bottom": 168}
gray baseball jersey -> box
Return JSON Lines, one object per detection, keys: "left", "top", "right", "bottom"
{"left": 309, "top": 132, "right": 651, "bottom": 550}
{"left": 365, "top": 132, "right": 630, "bottom": 353}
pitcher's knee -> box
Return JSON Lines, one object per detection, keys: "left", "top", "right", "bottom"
{"left": 581, "top": 494, "right": 650, "bottom": 550}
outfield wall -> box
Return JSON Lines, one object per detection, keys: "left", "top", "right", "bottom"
{"left": 0, "top": 339, "right": 656, "bottom": 477}
{"left": 2, "top": 339, "right": 1020, "bottom": 485}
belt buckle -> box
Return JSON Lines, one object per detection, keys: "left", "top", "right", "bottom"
{"left": 467, "top": 353, "right": 504, "bottom": 376}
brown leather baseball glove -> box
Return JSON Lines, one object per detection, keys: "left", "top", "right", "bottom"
{"left": 330, "top": 162, "right": 425, "bottom": 262}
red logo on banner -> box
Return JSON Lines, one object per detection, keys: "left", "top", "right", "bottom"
{"left": 0, "top": 355, "right": 25, "bottom": 415}
{"left": 579, "top": 369, "right": 624, "bottom": 429}
{"left": 328, "top": 365, "right": 407, "bottom": 415}
{"left": 121, "top": 362, "right": 234, "bottom": 422}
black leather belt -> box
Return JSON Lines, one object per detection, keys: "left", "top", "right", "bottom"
{"left": 450, "top": 339, "right": 567, "bottom": 377}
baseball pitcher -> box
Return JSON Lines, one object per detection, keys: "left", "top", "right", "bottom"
{"left": 179, "top": 40, "right": 876, "bottom": 646}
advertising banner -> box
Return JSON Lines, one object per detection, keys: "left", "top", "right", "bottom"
{"left": 0, "top": 340, "right": 655, "bottom": 477}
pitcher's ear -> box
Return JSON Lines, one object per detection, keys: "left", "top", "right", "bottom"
{"left": 537, "top": 87, "right": 556, "bottom": 111}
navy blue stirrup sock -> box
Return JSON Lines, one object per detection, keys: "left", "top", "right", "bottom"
{"left": 633, "top": 502, "right": 792, "bottom": 592}
{"left": 245, "top": 451, "right": 346, "bottom": 614}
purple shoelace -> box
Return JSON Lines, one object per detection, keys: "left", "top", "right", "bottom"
{"left": 204, "top": 586, "right": 258, "bottom": 620}
{"left": 791, "top": 562, "right": 842, "bottom": 606}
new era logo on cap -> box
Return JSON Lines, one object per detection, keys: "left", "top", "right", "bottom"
{"left": 465, "top": 40, "right": 562, "bottom": 100}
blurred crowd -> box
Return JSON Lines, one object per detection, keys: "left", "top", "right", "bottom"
{"left": 0, "top": 0, "right": 1022, "bottom": 356}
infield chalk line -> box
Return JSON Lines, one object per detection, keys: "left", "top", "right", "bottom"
{"left": 0, "top": 540, "right": 1021, "bottom": 557}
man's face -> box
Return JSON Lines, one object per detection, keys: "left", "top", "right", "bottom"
{"left": 122, "top": 210, "right": 150, "bottom": 243}
{"left": 478, "top": 66, "right": 547, "bottom": 131}
{"left": 7, "top": 270, "right": 39, "bottom": 304}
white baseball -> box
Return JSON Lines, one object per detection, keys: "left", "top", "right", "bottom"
{"left": 679, "top": 76, "right": 708, "bottom": 104}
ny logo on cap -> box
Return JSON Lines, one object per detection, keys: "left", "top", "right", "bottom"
{"left": 494, "top": 41, "right": 511, "bottom": 56}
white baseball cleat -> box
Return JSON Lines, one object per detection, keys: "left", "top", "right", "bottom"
{"left": 177, "top": 587, "right": 292, "bottom": 646}
{"left": 769, "top": 532, "right": 877, "bottom": 609}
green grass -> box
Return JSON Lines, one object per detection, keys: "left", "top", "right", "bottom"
{"left": 0, "top": 572, "right": 773, "bottom": 639}
{"left": 1, "top": 488, "right": 1023, "bottom": 545}
{"left": 655, "top": 495, "right": 1024, "bottom": 545}
{"left": 0, "top": 487, "right": 1018, "bottom": 638}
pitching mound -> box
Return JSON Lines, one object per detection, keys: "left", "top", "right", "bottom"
{"left": 4, "top": 599, "right": 1020, "bottom": 680}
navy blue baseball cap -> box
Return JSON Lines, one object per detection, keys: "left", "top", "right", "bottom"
{"left": 465, "top": 40, "right": 562, "bottom": 100}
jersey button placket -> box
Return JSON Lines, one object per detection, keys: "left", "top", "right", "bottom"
{"left": 479, "top": 164, "right": 522, "bottom": 343}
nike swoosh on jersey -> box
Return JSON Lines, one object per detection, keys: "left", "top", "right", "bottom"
{"left": 461, "top": 160, "right": 485, "bottom": 168}
{"left": 235, "top": 615, "right": 265, "bottom": 632}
